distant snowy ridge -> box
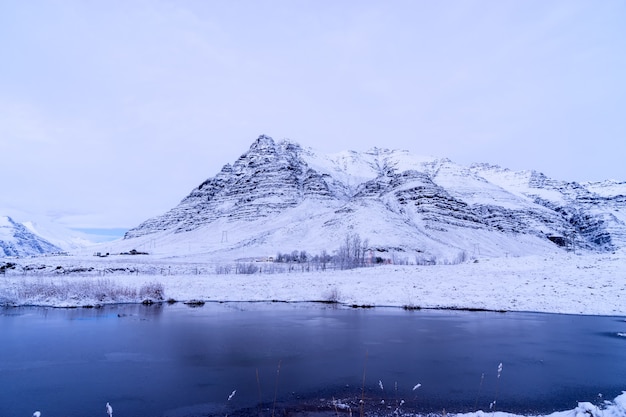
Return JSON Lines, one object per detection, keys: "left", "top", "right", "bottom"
{"left": 22, "top": 220, "right": 96, "bottom": 251}
{"left": 117, "top": 135, "right": 625, "bottom": 261}
{"left": 0, "top": 216, "right": 62, "bottom": 257}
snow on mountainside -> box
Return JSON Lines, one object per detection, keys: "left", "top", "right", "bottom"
{"left": 22, "top": 220, "right": 95, "bottom": 251}
{"left": 0, "top": 216, "right": 62, "bottom": 257}
{"left": 115, "top": 135, "right": 625, "bottom": 261}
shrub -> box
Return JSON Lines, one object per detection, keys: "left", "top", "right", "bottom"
{"left": 215, "top": 265, "right": 232, "bottom": 274}
{"left": 139, "top": 282, "right": 165, "bottom": 301}
{"left": 236, "top": 263, "right": 258, "bottom": 274}
{"left": 323, "top": 287, "right": 341, "bottom": 303}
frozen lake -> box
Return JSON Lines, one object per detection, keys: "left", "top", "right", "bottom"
{"left": 1, "top": 303, "right": 625, "bottom": 417}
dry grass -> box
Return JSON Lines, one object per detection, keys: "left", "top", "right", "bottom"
{"left": 0, "top": 279, "right": 165, "bottom": 306}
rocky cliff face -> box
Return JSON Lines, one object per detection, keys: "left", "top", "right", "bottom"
{"left": 0, "top": 216, "right": 62, "bottom": 257}
{"left": 471, "top": 165, "right": 626, "bottom": 251}
{"left": 126, "top": 136, "right": 340, "bottom": 238}
{"left": 123, "top": 135, "right": 625, "bottom": 258}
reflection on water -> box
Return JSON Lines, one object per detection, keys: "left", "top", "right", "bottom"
{"left": 1, "top": 303, "right": 625, "bottom": 417}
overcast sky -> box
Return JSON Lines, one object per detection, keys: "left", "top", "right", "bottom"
{"left": 1, "top": 0, "right": 625, "bottom": 233}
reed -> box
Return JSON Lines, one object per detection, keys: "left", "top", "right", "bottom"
{"left": 490, "top": 362, "right": 503, "bottom": 412}
{"left": 474, "top": 372, "right": 485, "bottom": 410}
{"left": 225, "top": 390, "right": 236, "bottom": 417}
{"left": 256, "top": 368, "right": 263, "bottom": 417}
{"left": 360, "top": 350, "right": 369, "bottom": 417}
{"left": 272, "top": 360, "right": 282, "bottom": 417}
{"left": 30, "top": 358, "right": 515, "bottom": 417}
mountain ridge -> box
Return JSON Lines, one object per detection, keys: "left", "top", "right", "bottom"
{"left": 113, "top": 135, "right": 625, "bottom": 260}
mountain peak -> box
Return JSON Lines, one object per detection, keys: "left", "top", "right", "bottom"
{"left": 250, "top": 134, "right": 276, "bottom": 150}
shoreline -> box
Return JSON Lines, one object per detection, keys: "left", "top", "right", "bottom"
{"left": 2, "top": 298, "right": 625, "bottom": 320}
{"left": 2, "top": 251, "right": 625, "bottom": 316}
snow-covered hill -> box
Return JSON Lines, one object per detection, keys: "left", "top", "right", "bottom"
{"left": 0, "top": 213, "right": 100, "bottom": 256}
{"left": 110, "top": 135, "right": 625, "bottom": 261}
{"left": 0, "top": 216, "right": 63, "bottom": 257}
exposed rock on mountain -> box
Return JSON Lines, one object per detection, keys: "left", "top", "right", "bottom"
{"left": 0, "top": 216, "right": 62, "bottom": 257}
{"left": 121, "top": 135, "right": 625, "bottom": 260}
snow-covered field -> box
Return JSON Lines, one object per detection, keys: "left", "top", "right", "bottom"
{"left": 2, "top": 250, "right": 625, "bottom": 316}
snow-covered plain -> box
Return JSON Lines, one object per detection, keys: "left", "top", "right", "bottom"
{"left": 1, "top": 249, "right": 625, "bottom": 316}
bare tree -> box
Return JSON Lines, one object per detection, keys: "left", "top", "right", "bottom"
{"left": 336, "top": 232, "right": 368, "bottom": 269}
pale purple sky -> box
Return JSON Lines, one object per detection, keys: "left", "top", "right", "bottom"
{"left": 1, "top": 0, "right": 625, "bottom": 231}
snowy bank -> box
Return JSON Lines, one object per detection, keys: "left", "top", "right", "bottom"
{"left": 329, "top": 391, "right": 626, "bottom": 417}
{"left": 453, "top": 391, "right": 626, "bottom": 417}
{"left": 1, "top": 251, "right": 625, "bottom": 315}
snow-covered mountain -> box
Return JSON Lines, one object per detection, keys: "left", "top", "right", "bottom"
{"left": 21, "top": 220, "right": 96, "bottom": 251}
{"left": 0, "top": 216, "right": 63, "bottom": 257}
{"left": 116, "top": 135, "right": 625, "bottom": 261}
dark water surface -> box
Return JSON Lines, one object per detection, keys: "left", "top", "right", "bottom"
{"left": 1, "top": 303, "right": 625, "bottom": 417}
